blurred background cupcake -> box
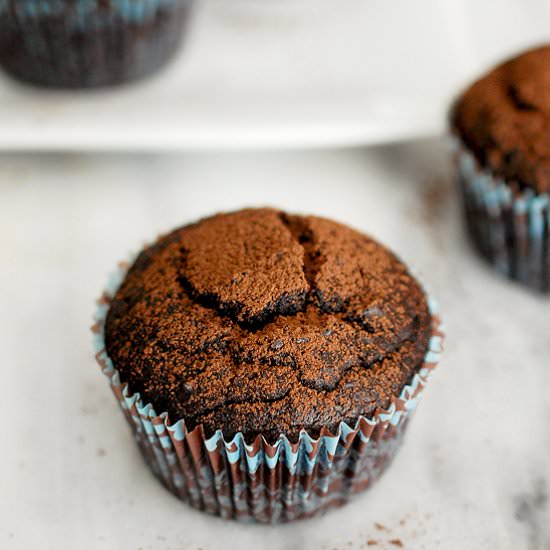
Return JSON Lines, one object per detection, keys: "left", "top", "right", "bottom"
{"left": 0, "top": 0, "right": 193, "bottom": 89}
{"left": 451, "top": 45, "right": 550, "bottom": 293}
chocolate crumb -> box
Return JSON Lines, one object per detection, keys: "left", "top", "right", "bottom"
{"left": 389, "top": 540, "right": 404, "bottom": 548}
{"left": 270, "top": 339, "right": 284, "bottom": 351}
{"left": 420, "top": 179, "right": 451, "bottom": 226}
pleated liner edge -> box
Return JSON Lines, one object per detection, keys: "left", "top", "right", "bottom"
{"left": 454, "top": 138, "right": 550, "bottom": 292}
{"left": 92, "top": 258, "right": 444, "bottom": 523}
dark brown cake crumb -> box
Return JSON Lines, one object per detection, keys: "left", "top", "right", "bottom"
{"left": 452, "top": 45, "right": 550, "bottom": 193}
{"left": 105, "top": 209, "right": 431, "bottom": 442}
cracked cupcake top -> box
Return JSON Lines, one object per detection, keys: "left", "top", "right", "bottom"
{"left": 452, "top": 45, "right": 550, "bottom": 193}
{"left": 105, "top": 208, "right": 431, "bottom": 442}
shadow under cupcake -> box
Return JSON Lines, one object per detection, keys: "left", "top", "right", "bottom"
{"left": 0, "top": 0, "right": 192, "bottom": 89}
{"left": 93, "top": 208, "right": 443, "bottom": 523}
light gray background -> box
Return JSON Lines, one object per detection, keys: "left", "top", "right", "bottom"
{"left": 2, "top": 139, "right": 549, "bottom": 549}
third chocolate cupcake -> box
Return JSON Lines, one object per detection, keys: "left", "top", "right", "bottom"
{"left": 0, "top": 0, "right": 192, "bottom": 88}
{"left": 451, "top": 45, "right": 550, "bottom": 292}
{"left": 93, "top": 208, "right": 443, "bottom": 523}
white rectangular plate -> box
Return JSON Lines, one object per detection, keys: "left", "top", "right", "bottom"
{"left": 2, "top": 0, "right": 550, "bottom": 151}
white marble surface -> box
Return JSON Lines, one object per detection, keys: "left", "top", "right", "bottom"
{"left": 2, "top": 0, "right": 550, "bottom": 150}
{"left": 1, "top": 139, "right": 549, "bottom": 549}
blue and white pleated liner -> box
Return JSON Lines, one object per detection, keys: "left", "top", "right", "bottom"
{"left": 454, "top": 138, "right": 550, "bottom": 292}
{"left": 0, "top": 0, "right": 187, "bottom": 28}
{"left": 92, "top": 257, "right": 444, "bottom": 522}
{"left": 0, "top": 0, "right": 192, "bottom": 88}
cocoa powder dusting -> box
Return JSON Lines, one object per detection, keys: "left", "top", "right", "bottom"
{"left": 452, "top": 44, "right": 550, "bottom": 193}
{"left": 105, "top": 209, "right": 431, "bottom": 442}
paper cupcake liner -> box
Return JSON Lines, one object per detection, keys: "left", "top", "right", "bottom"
{"left": 454, "top": 139, "right": 550, "bottom": 292}
{"left": 0, "top": 0, "right": 192, "bottom": 88}
{"left": 92, "top": 258, "right": 444, "bottom": 523}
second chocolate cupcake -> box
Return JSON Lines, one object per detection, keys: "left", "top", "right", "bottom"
{"left": 451, "top": 45, "right": 550, "bottom": 292}
{"left": 0, "top": 0, "right": 192, "bottom": 88}
{"left": 94, "top": 208, "right": 443, "bottom": 523}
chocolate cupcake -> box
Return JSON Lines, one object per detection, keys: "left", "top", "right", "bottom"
{"left": 451, "top": 45, "right": 550, "bottom": 292}
{"left": 0, "top": 0, "right": 192, "bottom": 88}
{"left": 93, "top": 208, "right": 443, "bottom": 523}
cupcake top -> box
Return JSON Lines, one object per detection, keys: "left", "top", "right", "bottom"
{"left": 105, "top": 208, "right": 432, "bottom": 442}
{"left": 452, "top": 45, "right": 550, "bottom": 193}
